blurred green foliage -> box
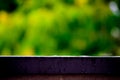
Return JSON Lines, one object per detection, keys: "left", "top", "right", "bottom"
{"left": 0, "top": 0, "right": 120, "bottom": 56}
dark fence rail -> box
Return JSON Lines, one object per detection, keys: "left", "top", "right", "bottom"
{"left": 0, "top": 57, "right": 120, "bottom": 77}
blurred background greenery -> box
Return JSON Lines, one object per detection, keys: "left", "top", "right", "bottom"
{"left": 0, "top": 0, "right": 120, "bottom": 56}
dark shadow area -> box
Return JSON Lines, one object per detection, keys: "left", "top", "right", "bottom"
{"left": 0, "top": 0, "right": 18, "bottom": 13}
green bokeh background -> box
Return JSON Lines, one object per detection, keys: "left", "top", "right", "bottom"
{"left": 0, "top": 0, "right": 120, "bottom": 56}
